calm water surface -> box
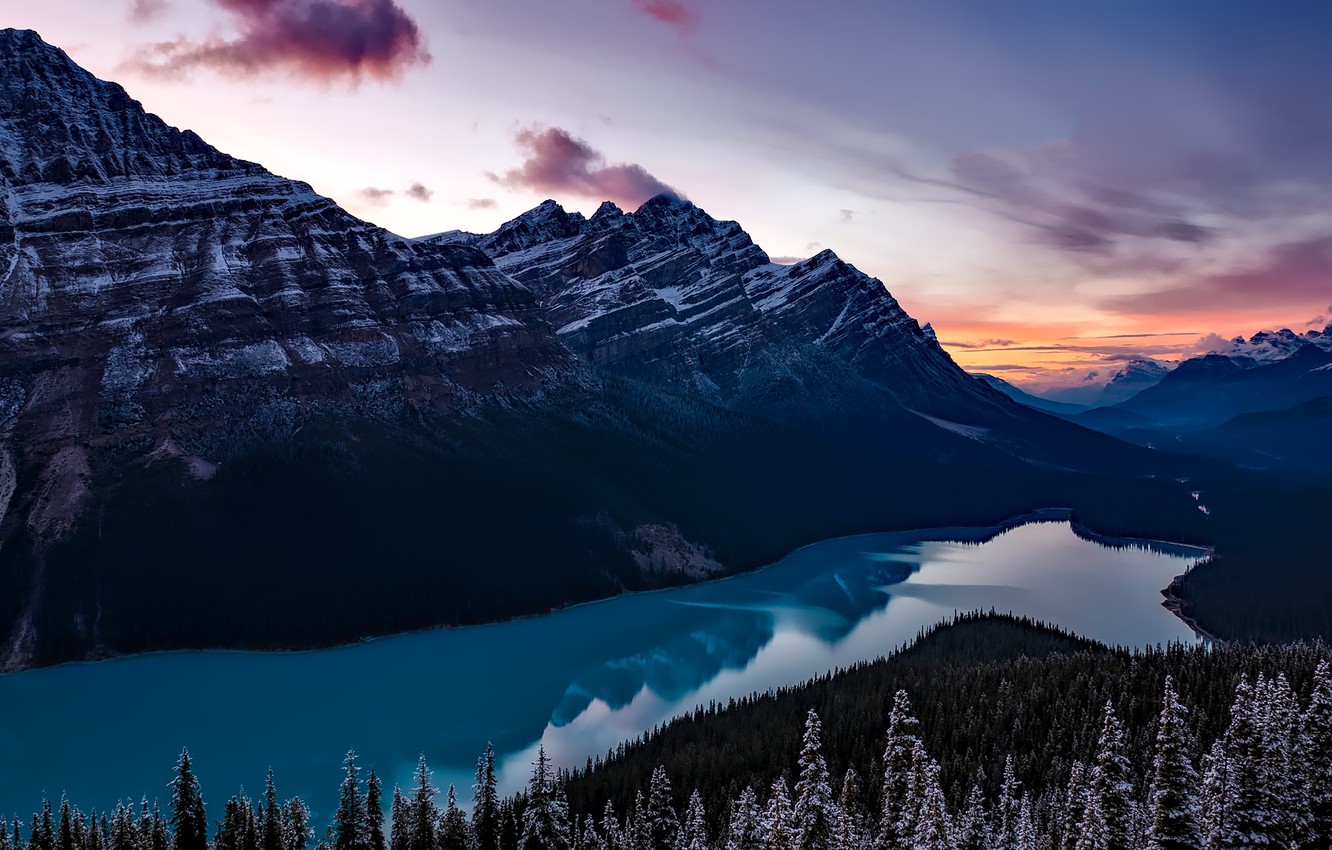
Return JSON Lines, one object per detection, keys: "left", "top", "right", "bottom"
{"left": 0, "top": 519, "right": 1205, "bottom": 817}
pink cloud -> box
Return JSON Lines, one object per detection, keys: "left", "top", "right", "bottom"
{"left": 630, "top": 0, "right": 699, "bottom": 36}
{"left": 127, "top": 0, "right": 430, "bottom": 83}
{"left": 128, "top": 0, "right": 168, "bottom": 22}
{"left": 491, "top": 126, "right": 682, "bottom": 210}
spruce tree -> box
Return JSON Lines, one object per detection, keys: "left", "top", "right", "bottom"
{"left": 875, "top": 691, "right": 920, "bottom": 850}
{"left": 57, "top": 798, "right": 74, "bottom": 850}
{"left": 640, "top": 768, "right": 676, "bottom": 850}
{"left": 1144, "top": 678, "right": 1200, "bottom": 850}
{"left": 365, "top": 772, "right": 385, "bottom": 850}
{"left": 473, "top": 746, "right": 500, "bottom": 850}
{"left": 389, "top": 790, "right": 407, "bottom": 850}
{"left": 597, "top": 803, "right": 621, "bottom": 850}
{"left": 282, "top": 800, "right": 311, "bottom": 850}
{"left": 335, "top": 752, "right": 366, "bottom": 850}
{"left": 1220, "top": 679, "right": 1272, "bottom": 849}
{"left": 1304, "top": 660, "right": 1332, "bottom": 848}
{"left": 725, "top": 788, "right": 761, "bottom": 850}
{"left": 1085, "top": 703, "right": 1132, "bottom": 850}
{"left": 262, "top": 772, "right": 283, "bottom": 850}
{"left": 169, "top": 751, "right": 208, "bottom": 850}
{"left": 408, "top": 757, "right": 438, "bottom": 850}
{"left": 833, "top": 771, "right": 865, "bottom": 850}
{"left": 1199, "top": 740, "right": 1231, "bottom": 850}
{"left": 995, "top": 756, "right": 1020, "bottom": 850}
{"left": 520, "top": 747, "right": 570, "bottom": 850}
{"left": 909, "top": 761, "right": 951, "bottom": 850}
{"left": 762, "top": 779, "right": 794, "bottom": 850}
{"left": 952, "top": 784, "right": 986, "bottom": 850}
{"left": 681, "top": 793, "right": 707, "bottom": 850}
{"left": 440, "top": 786, "right": 472, "bottom": 850}
{"left": 793, "top": 712, "right": 837, "bottom": 850}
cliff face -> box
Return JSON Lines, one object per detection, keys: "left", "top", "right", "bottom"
{"left": 427, "top": 196, "right": 1008, "bottom": 421}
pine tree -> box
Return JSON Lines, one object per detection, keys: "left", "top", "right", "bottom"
{"left": 474, "top": 746, "right": 501, "bottom": 850}
{"left": 1085, "top": 703, "right": 1132, "bottom": 850}
{"left": 408, "top": 757, "right": 438, "bottom": 850}
{"left": 389, "top": 790, "right": 407, "bottom": 850}
{"left": 520, "top": 747, "right": 570, "bottom": 850}
{"left": 1220, "top": 679, "right": 1273, "bottom": 849}
{"left": 793, "top": 712, "right": 837, "bottom": 850}
{"left": 498, "top": 802, "right": 519, "bottom": 850}
{"left": 681, "top": 793, "right": 707, "bottom": 850}
{"left": 262, "top": 772, "right": 284, "bottom": 850}
{"left": 170, "top": 751, "right": 208, "bottom": 850}
{"left": 1261, "top": 673, "right": 1307, "bottom": 846}
{"left": 335, "top": 752, "right": 367, "bottom": 850}
{"left": 365, "top": 771, "right": 386, "bottom": 850}
{"left": 952, "top": 784, "right": 986, "bottom": 850}
{"left": 763, "top": 779, "right": 794, "bottom": 850}
{"left": 1304, "top": 660, "right": 1332, "bottom": 848}
{"left": 598, "top": 803, "right": 622, "bottom": 850}
{"left": 1059, "top": 764, "right": 1088, "bottom": 850}
{"left": 1013, "top": 797, "right": 1035, "bottom": 850}
{"left": 282, "top": 800, "right": 312, "bottom": 850}
{"left": 909, "top": 761, "right": 952, "bottom": 850}
{"left": 1199, "top": 740, "right": 1231, "bottom": 850}
{"left": 440, "top": 786, "right": 472, "bottom": 850}
{"left": 57, "top": 798, "right": 74, "bottom": 850}
{"left": 725, "top": 788, "right": 761, "bottom": 850}
{"left": 875, "top": 692, "right": 921, "bottom": 850}
{"left": 995, "top": 757, "right": 1020, "bottom": 850}
{"left": 640, "top": 768, "right": 677, "bottom": 850}
{"left": 833, "top": 771, "right": 865, "bottom": 850}
{"left": 1144, "top": 678, "right": 1201, "bottom": 850}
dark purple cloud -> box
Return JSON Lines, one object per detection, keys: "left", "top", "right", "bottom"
{"left": 405, "top": 182, "right": 433, "bottom": 202}
{"left": 127, "top": 0, "right": 430, "bottom": 83}
{"left": 491, "top": 126, "right": 682, "bottom": 209}
{"left": 630, "top": 0, "right": 699, "bottom": 36}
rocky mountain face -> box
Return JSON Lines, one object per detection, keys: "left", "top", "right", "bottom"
{"left": 425, "top": 196, "right": 1020, "bottom": 425}
{"left": 1203, "top": 326, "right": 1332, "bottom": 366}
{"left": 0, "top": 30, "right": 1201, "bottom": 670}
{"left": 1038, "top": 359, "right": 1172, "bottom": 408}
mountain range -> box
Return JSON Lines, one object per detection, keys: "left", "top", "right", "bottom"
{"left": 0, "top": 29, "right": 1203, "bottom": 669}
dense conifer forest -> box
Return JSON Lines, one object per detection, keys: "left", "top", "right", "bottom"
{"left": 6, "top": 615, "right": 1331, "bottom": 850}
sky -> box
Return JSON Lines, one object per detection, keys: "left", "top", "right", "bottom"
{"left": 8, "top": 0, "right": 1332, "bottom": 390}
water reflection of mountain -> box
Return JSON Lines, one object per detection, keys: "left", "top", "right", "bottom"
{"left": 551, "top": 549, "right": 921, "bottom": 725}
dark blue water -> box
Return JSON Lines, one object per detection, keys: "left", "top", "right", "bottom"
{"left": 0, "top": 519, "right": 1204, "bottom": 819}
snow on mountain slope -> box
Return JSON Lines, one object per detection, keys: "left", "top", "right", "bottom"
{"left": 424, "top": 195, "right": 1013, "bottom": 422}
{"left": 1204, "top": 326, "right": 1332, "bottom": 366}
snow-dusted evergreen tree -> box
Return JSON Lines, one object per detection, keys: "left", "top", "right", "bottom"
{"left": 1261, "top": 673, "right": 1307, "bottom": 846}
{"left": 995, "top": 757, "right": 1021, "bottom": 850}
{"left": 169, "top": 751, "right": 208, "bottom": 850}
{"left": 763, "top": 778, "right": 795, "bottom": 850}
{"left": 909, "top": 760, "right": 952, "bottom": 850}
{"left": 875, "top": 692, "right": 921, "bottom": 850}
{"left": 682, "top": 792, "right": 708, "bottom": 850}
{"left": 283, "top": 799, "right": 312, "bottom": 850}
{"left": 641, "top": 767, "right": 678, "bottom": 850}
{"left": 56, "top": 798, "right": 73, "bottom": 850}
{"left": 1143, "top": 678, "right": 1200, "bottom": 850}
{"left": 793, "top": 712, "right": 838, "bottom": 850}
{"left": 262, "top": 772, "right": 284, "bottom": 850}
{"left": 1058, "top": 763, "right": 1088, "bottom": 850}
{"left": 1218, "top": 679, "right": 1272, "bottom": 849}
{"left": 364, "top": 771, "right": 385, "bottom": 850}
{"left": 474, "top": 745, "right": 501, "bottom": 850}
{"left": 1304, "top": 660, "right": 1332, "bottom": 848}
{"left": 952, "top": 784, "right": 986, "bottom": 850}
{"left": 407, "top": 756, "right": 438, "bottom": 850}
{"left": 725, "top": 788, "right": 762, "bottom": 850}
{"left": 520, "top": 747, "right": 570, "bottom": 850}
{"left": 577, "top": 816, "right": 603, "bottom": 850}
{"left": 1073, "top": 787, "right": 1107, "bottom": 850}
{"left": 628, "top": 791, "right": 647, "bottom": 850}
{"left": 833, "top": 771, "right": 865, "bottom": 850}
{"left": 335, "top": 752, "right": 366, "bottom": 850}
{"left": 440, "top": 786, "right": 472, "bottom": 850}
{"left": 1198, "top": 740, "right": 1231, "bottom": 850}
{"left": 1084, "top": 703, "right": 1132, "bottom": 850}
{"left": 1013, "top": 798, "right": 1035, "bottom": 850}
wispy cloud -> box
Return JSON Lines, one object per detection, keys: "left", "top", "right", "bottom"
{"left": 629, "top": 0, "right": 700, "bottom": 37}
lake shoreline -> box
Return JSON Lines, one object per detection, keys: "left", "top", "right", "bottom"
{"left": 5, "top": 507, "right": 1213, "bottom": 677}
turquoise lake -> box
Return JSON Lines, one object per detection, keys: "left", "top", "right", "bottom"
{"left": 0, "top": 518, "right": 1206, "bottom": 818}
